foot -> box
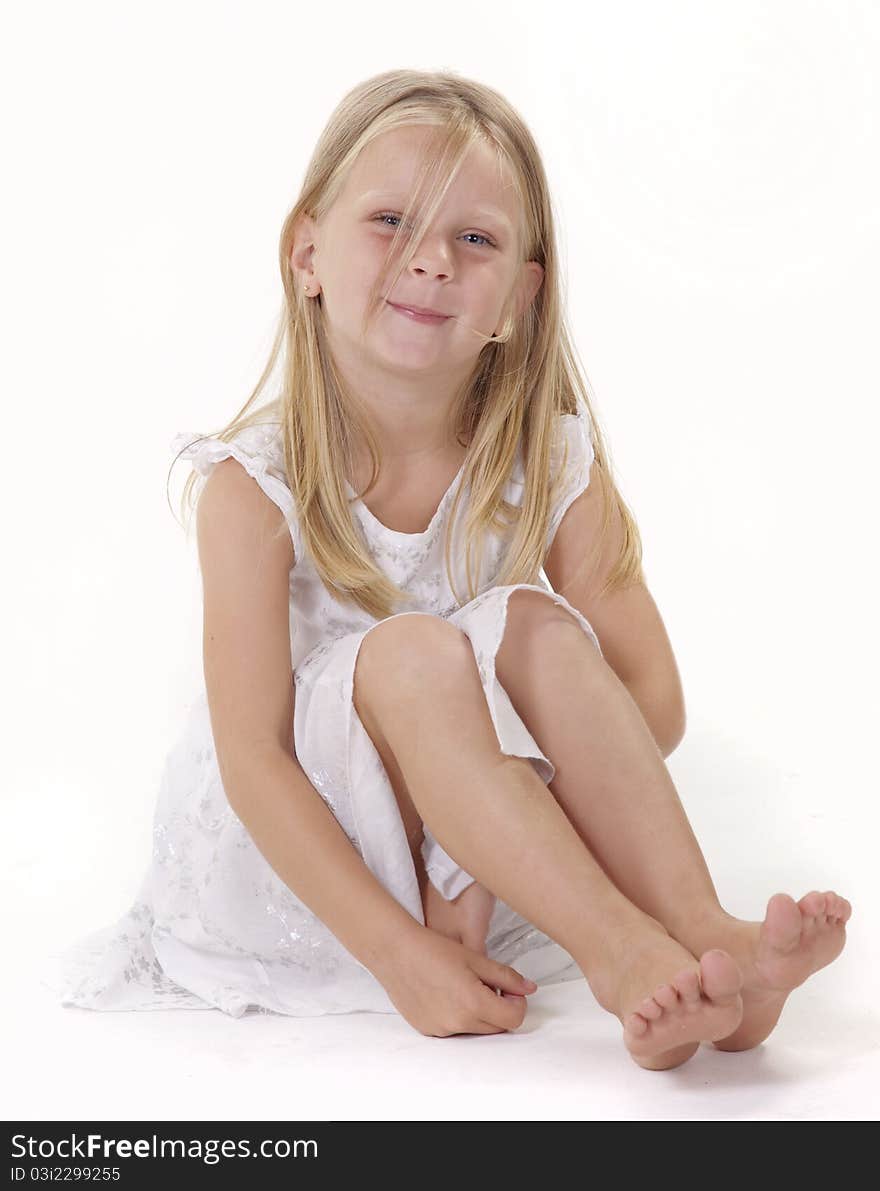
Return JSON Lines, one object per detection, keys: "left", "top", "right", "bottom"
{"left": 680, "top": 891, "right": 852, "bottom": 1052}
{"left": 604, "top": 930, "right": 744, "bottom": 1071}
{"left": 422, "top": 877, "right": 496, "bottom": 955}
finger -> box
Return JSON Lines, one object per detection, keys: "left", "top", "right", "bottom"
{"left": 479, "top": 986, "right": 529, "bottom": 1030}
{"left": 474, "top": 955, "right": 538, "bottom": 996}
{"left": 449, "top": 1020, "right": 505, "bottom": 1036}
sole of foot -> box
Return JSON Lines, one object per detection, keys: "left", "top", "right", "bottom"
{"left": 621, "top": 948, "right": 744, "bottom": 1071}
{"left": 711, "top": 889, "right": 851, "bottom": 1052}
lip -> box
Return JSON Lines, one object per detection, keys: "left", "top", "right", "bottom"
{"left": 387, "top": 300, "right": 450, "bottom": 323}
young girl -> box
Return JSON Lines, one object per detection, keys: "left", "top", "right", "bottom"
{"left": 45, "top": 69, "right": 850, "bottom": 1071}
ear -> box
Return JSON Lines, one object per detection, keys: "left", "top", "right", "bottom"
{"left": 513, "top": 259, "right": 544, "bottom": 320}
{"left": 289, "top": 212, "right": 320, "bottom": 286}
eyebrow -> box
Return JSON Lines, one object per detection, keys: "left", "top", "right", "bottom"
{"left": 359, "top": 190, "right": 514, "bottom": 230}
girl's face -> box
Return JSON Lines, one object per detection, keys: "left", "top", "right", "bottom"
{"left": 293, "top": 126, "right": 544, "bottom": 377}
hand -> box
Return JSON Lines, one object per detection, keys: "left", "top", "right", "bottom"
{"left": 375, "top": 924, "right": 538, "bottom": 1037}
{"left": 423, "top": 877, "right": 497, "bottom": 956}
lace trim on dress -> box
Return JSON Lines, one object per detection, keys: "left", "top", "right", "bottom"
{"left": 170, "top": 422, "right": 303, "bottom": 562}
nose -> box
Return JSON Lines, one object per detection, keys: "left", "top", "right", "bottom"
{"left": 407, "top": 236, "right": 453, "bottom": 282}
{"left": 409, "top": 262, "right": 451, "bottom": 282}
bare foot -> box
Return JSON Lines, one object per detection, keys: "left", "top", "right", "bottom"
{"left": 679, "top": 890, "right": 852, "bottom": 1052}
{"left": 605, "top": 931, "right": 744, "bottom": 1071}
{"left": 422, "top": 877, "right": 496, "bottom": 955}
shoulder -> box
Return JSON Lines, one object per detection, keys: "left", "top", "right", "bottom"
{"left": 535, "top": 406, "right": 596, "bottom": 547}
{"left": 551, "top": 406, "right": 595, "bottom": 480}
{"left": 508, "top": 407, "right": 594, "bottom": 491}
{"left": 171, "top": 419, "right": 286, "bottom": 482}
{"left": 172, "top": 418, "right": 299, "bottom": 566}
{"left": 196, "top": 455, "right": 296, "bottom": 584}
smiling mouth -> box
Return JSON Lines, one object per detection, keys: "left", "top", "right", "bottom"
{"left": 387, "top": 301, "right": 451, "bottom": 324}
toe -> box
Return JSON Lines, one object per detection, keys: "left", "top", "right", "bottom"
{"left": 699, "top": 949, "right": 743, "bottom": 1003}
{"left": 638, "top": 996, "right": 663, "bottom": 1021}
{"left": 826, "top": 892, "right": 849, "bottom": 924}
{"left": 798, "top": 890, "right": 826, "bottom": 917}
{"left": 674, "top": 967, "right": 702, "bottom": 1006}
{"left": 653, "top": 984, "right": 680, "bottom": 1012}
{"left": 624, "top": 1012, "right": 649, "bottom": 1037}
{"left": 767, "top": 893, "right": 804, "bottom": 950}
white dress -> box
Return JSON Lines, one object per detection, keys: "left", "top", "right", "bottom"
{"left": 42, "top": 406, "right": 604, "bottom": 1018}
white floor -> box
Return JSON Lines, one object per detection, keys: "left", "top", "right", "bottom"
{"left": 6, "top": 711, "right": 878, "bottom": 1122}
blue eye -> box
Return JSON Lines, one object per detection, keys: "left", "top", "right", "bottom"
{"left": 373, "top": 213, "right": 496, "bottom": 248}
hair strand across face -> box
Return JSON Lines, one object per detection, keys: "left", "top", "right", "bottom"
{"left": 169, "top": 69, "right": 644, "bottom": 619}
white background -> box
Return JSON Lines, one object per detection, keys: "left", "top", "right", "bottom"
{"left": 2, "top": 0, "right": 878, "bottom": 1121}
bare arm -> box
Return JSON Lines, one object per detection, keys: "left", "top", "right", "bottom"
{"left": 621, "top": 670, "right": 685, "bottom": 760}
{"left": 544, "top": 459, "right": 687, "bottom": 757}
{"left": 196, "top": 458, "right": 421, "bottom": 979}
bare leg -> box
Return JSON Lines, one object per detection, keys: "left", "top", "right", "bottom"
{"left": 494, "top": 589, "right": 852, "bottom": 1050}
{"left": 353, "top": 614, "right": 744, "bottom": 1070}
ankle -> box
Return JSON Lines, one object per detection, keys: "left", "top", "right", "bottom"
{"left": 575, "top": 913, "right": 670, "bottom": 1014}
{"left": 668, "top": 905, "right": 750, "bottom": 954}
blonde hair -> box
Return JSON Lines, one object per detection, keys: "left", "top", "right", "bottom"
{"left": 169, "top": 68, "right": 644, "bottom": 619}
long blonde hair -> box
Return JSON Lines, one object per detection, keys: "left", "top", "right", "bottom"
{"left": 169, "top": 68, "right": 644, "bottom": 619}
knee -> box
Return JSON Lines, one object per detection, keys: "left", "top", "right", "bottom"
{"left": 502, "top": 588, "right": 591, "bottom": 650}
{"left": 353, "top": 613, "right": 473, "bottom": 712}
{"left": 496, "top": 589, "right": 603, "bottom": 686}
